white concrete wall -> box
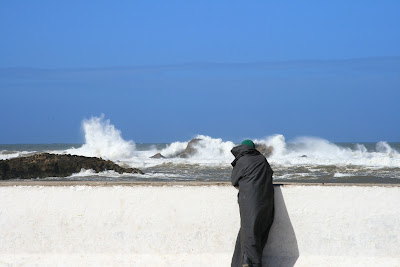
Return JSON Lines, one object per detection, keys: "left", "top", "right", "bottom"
{"left": 0, "top": 184, "right": 399, "bottom": 266}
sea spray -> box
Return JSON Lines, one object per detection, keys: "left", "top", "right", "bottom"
{"left": 376, "top": 141, "right": 399, "bottom": 157}
{"left": 286, "top": 137, "right": 353, "bottom": 159}
{"left": 160, "top": 141, "right": 188, "bottom": 158}
{"left": 186, "top": 135, "right": 235, "bottom": 160}
{"left": 254, "top": 134, "right": 287, "bottom": 158}
{"left": 157, "top": 135, "right": 235, "bottom": 165}
{"left": 66, "top": 115, "right": 136, "bottom": 160}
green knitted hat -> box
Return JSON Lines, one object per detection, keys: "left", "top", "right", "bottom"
{"left": 241, "top": 139, "right": 255, "bottom": 148}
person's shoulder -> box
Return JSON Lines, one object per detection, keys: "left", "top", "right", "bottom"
{"left": 255, "top": 154, "right": 270, "bottom": 165}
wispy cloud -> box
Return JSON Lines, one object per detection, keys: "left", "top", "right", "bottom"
{"left": 1, "top": 56, "right": 399, "bottom": 81}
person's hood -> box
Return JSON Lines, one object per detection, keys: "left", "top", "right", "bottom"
{"left": 231, "top": 144, "right": 260, "bottom": 167}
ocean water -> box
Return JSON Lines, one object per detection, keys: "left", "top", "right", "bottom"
{"left": 1, "top": 116, "right": 399, "bottom": 183}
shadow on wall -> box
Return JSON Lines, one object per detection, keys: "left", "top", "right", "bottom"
{"left": 263, "top": 186, "right": 299, "bottom": 266}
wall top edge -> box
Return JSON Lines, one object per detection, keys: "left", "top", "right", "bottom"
{"left": 0, "top": 180, "right": 399, "bottom": 187}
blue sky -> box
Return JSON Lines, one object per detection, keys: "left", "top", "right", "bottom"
{"left": 1, "top": 1, "right": 399, "bottom": 143}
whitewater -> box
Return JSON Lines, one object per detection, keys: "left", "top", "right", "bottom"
{"left": 1, "top": 116, "right": 399, "bottom": 183}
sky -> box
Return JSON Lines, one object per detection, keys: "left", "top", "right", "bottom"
{"left": 1, "top": 1, "right": 399, "bottom": 143}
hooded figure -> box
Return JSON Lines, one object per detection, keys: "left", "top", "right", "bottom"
{"left": 231, "top": 140, "right": 274, "bottom": 267}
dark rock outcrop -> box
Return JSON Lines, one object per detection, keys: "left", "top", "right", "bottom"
{"left": 179, "top": 138, "right": 201, "bottom": 158}
{"left": 0, "top": 153, "right": 143, "bottom": 180}
{"left": 150, "top": 153, "right": 166, "bottom": 159}
{"left": 150, "top": 138, "right": 202, "bottom": 159}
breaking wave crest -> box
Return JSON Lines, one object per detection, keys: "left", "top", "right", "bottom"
{"left": 160, "top": 135, "right": 235, "bottom": 160}
{"left": 53, "top": 115, "right": 400, "bottom": 169}
{"left": 66, "top": 115, "right": 136, "bottom": 160}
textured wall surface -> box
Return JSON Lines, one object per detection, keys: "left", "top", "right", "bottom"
{"left": 0, "top": 184, "right": 399, "bottom": 266}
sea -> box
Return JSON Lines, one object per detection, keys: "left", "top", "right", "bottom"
{"left": 1, "top": 116, "right": 399, "bottom": 184}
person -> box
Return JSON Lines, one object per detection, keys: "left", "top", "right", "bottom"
{"left": 231, "top": 140, "right": 275, "bottom": 267}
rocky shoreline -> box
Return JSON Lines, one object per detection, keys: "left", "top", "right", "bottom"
{"left": 0, "top": 153, "right": 143, "bottom": 180}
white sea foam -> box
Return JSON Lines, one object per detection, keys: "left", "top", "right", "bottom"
{"left": 0, "top": 151, "right": 33, "bottom": 160}
{"left": 376, "top": 141, "right": 398, "bottom": 157}
{"left": 160, "top": 141, "right": 187, "bottom": 157}
{"left": 68, "top": 169, "right": 142, "bottom": 178}
{"left": 255, "top": 134, "right": 287, "bottom": 157}
{"left": 69, "top": 169, "right": 106, "bottom": 177}
{"left": 67, "top": 168, "right": 187, "bottom": 180}
{"left": 186, "top": 135, "right": 235, "bottom": 160}
{"left": 334, "top": 173, "right": 355, "bottom": 178}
